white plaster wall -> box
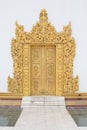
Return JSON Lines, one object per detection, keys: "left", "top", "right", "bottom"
{"left": 0, "top": 0, "right": 87, "bottom": 92}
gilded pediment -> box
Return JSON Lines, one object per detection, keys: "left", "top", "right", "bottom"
{"left": 14, "top": 9, "right": 73, "bottom": 44}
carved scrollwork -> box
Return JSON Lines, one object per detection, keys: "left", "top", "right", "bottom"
{"left": 63, "top": 38, "right": 78, "bottom": 93}
{"left": 8, "top": 38, "right": 23, "bottom": 93}
{"left": 8, "top": 9, "right": 79, "bottom": 95}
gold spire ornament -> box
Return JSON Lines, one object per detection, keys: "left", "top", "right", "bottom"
{"left": 39, "top": 9, "right": 48, "bottom": 22}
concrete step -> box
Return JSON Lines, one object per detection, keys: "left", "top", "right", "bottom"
{"left": 21, "top": 96, "right": 66, "bottom": 108}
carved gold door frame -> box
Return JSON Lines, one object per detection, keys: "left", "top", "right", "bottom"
{"left": 8, "top": 9, "right": 79, "bottom": 96}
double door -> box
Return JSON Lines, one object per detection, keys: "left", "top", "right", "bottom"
{"left": 31, "top": 46, "right": 56, "bottom": 95}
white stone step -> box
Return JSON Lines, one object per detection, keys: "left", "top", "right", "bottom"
{"left": 21, "top": 96, "right": 66, "bottom": 108}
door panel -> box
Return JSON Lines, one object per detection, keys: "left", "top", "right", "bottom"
{"left": 31, "top": 46, "right": 56, "bottom": 95}
{"left": 31, "top": 46, "right": 42, "bottom": 95}
{"left": 45, "top": 47, "right": 56, "bottom": 95}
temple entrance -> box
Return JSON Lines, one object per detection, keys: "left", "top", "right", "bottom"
{"left": 31, "top": 46, "right": 56, "bottom": 95}
{"left": 8, "top": 9, "right": 78, "bottom": 96}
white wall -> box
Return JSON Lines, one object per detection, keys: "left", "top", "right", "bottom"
{"left": 0, "top": 0, "right": 87, "bottom": 92}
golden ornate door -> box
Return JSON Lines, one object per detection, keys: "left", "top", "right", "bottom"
{"left": 8, "top": 9, "right": 79, "bottom": 96}
{"left": 31, "top": 46, "right": 56, "bottom": 95}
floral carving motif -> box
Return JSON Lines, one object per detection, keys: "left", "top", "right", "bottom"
{"left": 8, "top": 9, "right": 79, "bottom": 95}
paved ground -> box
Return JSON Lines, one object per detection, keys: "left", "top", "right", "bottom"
{"left": 15, "top": 106, "right": 77, "bottom": 130}
{"left": 0, "top": 107, "right": 22, "bottom": 126}
{"left": 0, "top": 96, "right": 87, "bottom": 130}
{"left": 0, "top": 107, "right": 87, "bottom": 130}
{"left": 67, "top": 107, "right": 87, "bottom": 127}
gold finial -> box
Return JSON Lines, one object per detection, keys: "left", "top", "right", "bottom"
{"left": 39, "top": 9, "right": 48, "bottom": 22}
{"left": 63, "top": 21, "right": 72, "bottom": 37}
